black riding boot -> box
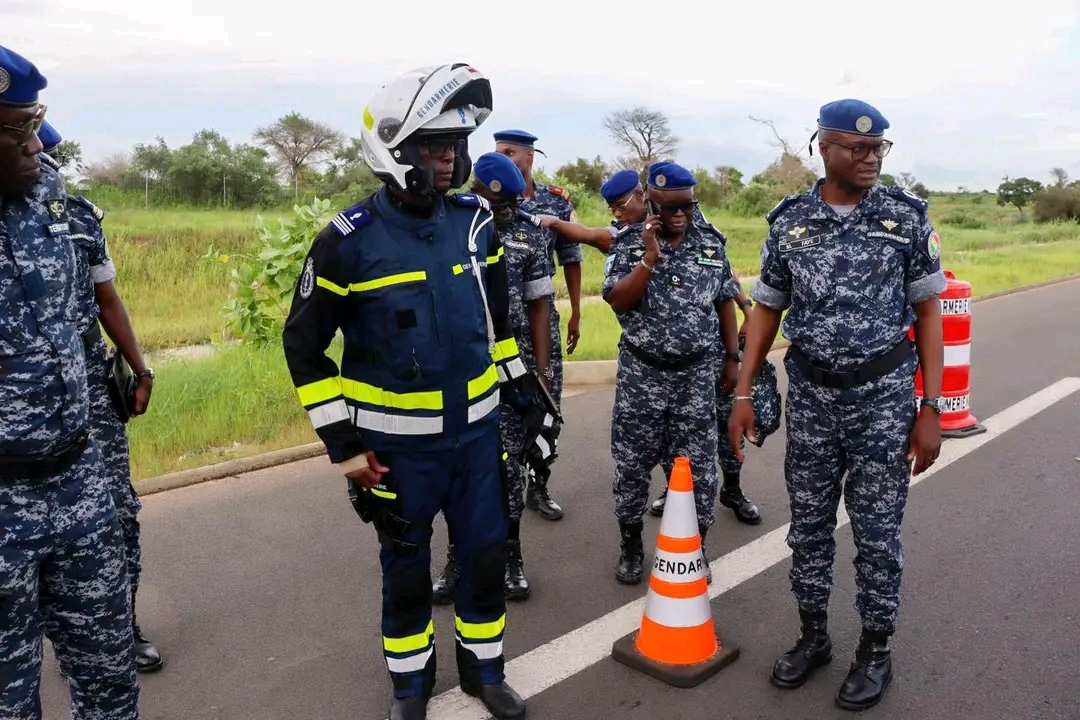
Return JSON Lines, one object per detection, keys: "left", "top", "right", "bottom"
{"left": 132, "top": 589, "right": 163, "bottom": 673}
{"left": 718, "top": 472, "right": 762, "bottom": 525}
{"left": 836, "top": 628, "right": 893, "bottom": 711}
{"left": 770, "top": 608, "right": 832, "bottom": 688}
{"left": 526, "top": 475, "right": 564, "bottom": 521}
{"left": 504, "top": 520, "right": 530, "bottom": 600}
{"left": 615, "top": 520, "right": 645, "bottom": 584}
{"left": 432, "top": 544, "right": 459, "bottom": 606}
{"left": 389, "top": 696, "right": 428, "bottom": 720}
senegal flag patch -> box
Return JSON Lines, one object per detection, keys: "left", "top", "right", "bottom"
{"left": 928, "top": 231, "right": 941, "bottom": 261}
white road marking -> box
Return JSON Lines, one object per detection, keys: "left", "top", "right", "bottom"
{"left": 416, "top": 376, "right": 1080, "bottom": 720}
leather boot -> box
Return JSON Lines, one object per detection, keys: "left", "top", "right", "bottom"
{"left": 526, "top": 476, "right": 564, "bottom": 521}
{"left": 698, "top": 524, "right": 712, "bottom": 585}
{"left": 504, "top": 521, "right": 530, "bottom": 601}
{"left": 389, "top": 695, "right": 428, "bottom": 720}
{"left": 770, "top": 608, "right": 832, "bottom": 688}
{"left": 462, "top": 681, "right": 526, "bottom": 719}
{"left": 432, "top": 544, "right": 459, "bottom": 606}
{"left": 718, "top": 473, "right": 762, "bottom": 525}
{"left": 615, "top": 520, "right": 645, "bottom": 585}
{"left": 648, "top": 486, "right": 668, "bottom": 517}
{"left": 131, "top": 591, "right": 163, "bottom": 673}
{"left": 836, "top": 628, "right": 893, "bottom": 711}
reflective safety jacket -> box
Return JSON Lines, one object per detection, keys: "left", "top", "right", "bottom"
{"left": 282, "top": 187, "right": 527, "bottom": 461}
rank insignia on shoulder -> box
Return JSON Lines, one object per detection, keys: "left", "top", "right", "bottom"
{"left": 697, "top": 246, "right": 726, "bottom": 267}
{"left": 451, "top": 192, "right": 491, "bottom": 211}
{"left": 330, "top": 204, "right": 372, "bottom": 237}
{"left": 551, "top": 186, "right": 570, "bottom": 201}
{"left": 70, "top": 195, "right": 105, "bottom": 222}
{"left": 778, "top": 235, "right": 824, "bottom": 253}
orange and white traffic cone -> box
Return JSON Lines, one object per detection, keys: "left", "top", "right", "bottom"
{"left": 611, "top": 457, "right": 740, "bottom": 687}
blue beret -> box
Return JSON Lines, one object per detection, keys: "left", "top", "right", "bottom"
{"left": 0, "top": 45, "right": 47, "bottom": 108}
{"left": 817, "top": 99, "right": 889, "bottom": 137}
{"left": 647, "top": 161, "right": 696, "bottom": 191}
{"left": 600, "top": 169, "right": 641, "bottom": 202}
{"left": 474, "top": 152, "right": 526, "bottom": 198}
{"left": 38, "top": 120, "right": 61, "bottom": 151}
{"left": 493, "top": 129, "right": 538, "bottom": 147}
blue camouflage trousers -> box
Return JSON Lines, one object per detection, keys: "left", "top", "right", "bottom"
{"left": 782, "top": 352, "right": 918, "bottom": 633}
{"left": 546, "top": 303, "right": 564, "bottom": 408}
{"left": 0, "top": 437, "right": 140, "bottom": 718}
{"left": 499, "top": 406, "right": 529, "bottom": 523}
{"left": 612, "top": 349, "right": 719, "bottom": 528}
{"left": 662, "top": 350, "right": 743, "bottom": 482}
{"left": 87, "top": 335, "right": 143, "bottom": 596}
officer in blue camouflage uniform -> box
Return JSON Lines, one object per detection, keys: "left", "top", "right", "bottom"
{"left": 730, "top": 99, "right": 946, "bottom": 711}
{"left": 602, "top": 161, "right": 741, "bottom": 586}
{"left": 282, "top": 64, "right": 529, "bottom": 720}
{"left": 495, "top": 129, "right": 577, "bottom": 521}
{"left": 430, "top": 152, "right": 555, "bottom": 603}
{"left": 39, "top": 121, "right": 165, "bottom": 673}
{"left": 0, "top": 44, "right": 140, "bottom": 718}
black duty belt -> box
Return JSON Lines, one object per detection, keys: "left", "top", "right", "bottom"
{"left": 82, "top": 322, "right": 102, "bottom": 349}
{"left": 624, "top": 342, "right": 710, "bottom": 372}
{"left": 787, "top": 337, "right": 914, "bottom": 390}
{"left": 0, "top": 433, "right": 89, "bottom": 481}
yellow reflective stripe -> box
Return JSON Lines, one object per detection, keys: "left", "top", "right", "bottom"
{"left": 467, "top": 364, "right": 498, "bottom": 400}
{"left": 316, "top": 276, "right": 349, "bottom": 296}
{"left": 453, "top": 264, "right": 466, "bottom": 275}
{"left": 351, "top": 271, "right": 426, "bottom": 294}
{"left": 297, "top": 377, "right": 343, "bottom": 407}
{"left": 383, "top": 620, "right": 434, "bottom": 654}
{"left": 486, "top": 246, "right": 504, "bottom": 265}
{"left": 491, "top": 337, "right": 520, "bottom": 363}
{"left": 371, "top": 488, "right": 396, "bottom": 500}
{"left": 341, "top": 378, "right": 442, "bottom": 411}
{"left": 455, "top": 614, "right": 505, "bottom": 641}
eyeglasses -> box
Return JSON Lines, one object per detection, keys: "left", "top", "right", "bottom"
{"left": 822, "top": 138, "right": 893, "bottom": 161}
{"left": 608, "top": 190, "right": 642, "bottom": 211}
{"left": 1, "top": 104, "right": 47, "bottom": 146}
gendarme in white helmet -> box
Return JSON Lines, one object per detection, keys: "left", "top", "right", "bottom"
{"left": 360, "top": 63, "right": 493, "bottom": 196}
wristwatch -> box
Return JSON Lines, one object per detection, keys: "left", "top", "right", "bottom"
{"left": 920, "top": 397, "right": 944, "bottom": 413}
{"left": 538, "top": 366, "right": 554, "bottom": 381}
{"left": 135, "top": 368, "right": 155, "bottom": 380}
{"left": 739, "top": 298, "right": 753, "bottom": 310}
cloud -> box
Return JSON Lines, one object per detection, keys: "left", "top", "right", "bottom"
{"left": 3, "top": 0, "right": 1078, "bottom": 190}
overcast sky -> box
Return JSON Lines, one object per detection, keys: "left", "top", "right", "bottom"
{"left": 4, "top": 0, "right": 1080, "bottom": 191}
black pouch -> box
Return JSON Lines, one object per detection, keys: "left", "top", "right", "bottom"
{"left": 105, "top": 348, "right": 136, "bottom": 424}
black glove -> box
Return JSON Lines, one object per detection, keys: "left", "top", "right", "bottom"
{"left": 346, "top": 473, "right": 424, "bottom": 554}
{"left": 518, "top": 370, "right": 563, "bottom": 474}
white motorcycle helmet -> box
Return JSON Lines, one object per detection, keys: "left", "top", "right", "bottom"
{"left": 360, "top": 63, "right": 493, "bottom": 196}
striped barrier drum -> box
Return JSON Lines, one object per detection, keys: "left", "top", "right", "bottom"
{"left": 910, "top": 270, "right": 987, "bottom": 438}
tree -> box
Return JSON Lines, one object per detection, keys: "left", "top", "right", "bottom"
{"left": 996, "top": 176, "right": 1043, "bottom": 215}
{"left": 909, "top": 182, "right": 931, "bottom": 199}
{"left": 602, "top": 107, "right": 679, "bottom": 171}
{"left": 254, "top": 113, "right": 344, "bottom": 198}
{"left": 896, "top": 172, "right": 918, "bottom": 190}
{"left": 1050, "top": 167, "right": 1070, "bottom": 188}
{"left": 554, "top": 156, "right": 610, "bottom": 193}
{"left": 879, "top": 173, "right": 897, "bottom": 187}
{"left": 52, "top": 140, "right": 82, "bottom": 170}
{"left": 315, "top": 137, "right": 382, "bottom": 200}
{"left": 714, "top": 166, "right": 744, "bottom": 197}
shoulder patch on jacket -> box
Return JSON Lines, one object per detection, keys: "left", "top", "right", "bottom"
{"left": 766, "top": 194, "right": 801, "bottom": 224}
{"left": 886, "top": 185, "right": 929, "bottom": 214}
{"left": 450, "top": 192, "right": 491, "bottom": 211}
{"left": 69, "top": 195, "right": 105, "bottom": 222}
{"left": 550, "top": 185, "right": 570, "bottom": 201}
{"left": 329, "top": 203, "right": 372, "bottom": 237}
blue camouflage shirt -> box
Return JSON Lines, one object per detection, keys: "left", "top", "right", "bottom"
{"left": 519, "top": 181, "right": 584, "bottom": 273}
{"left": 602, "top": 222, "right": 737, "bottom": 360}
{"left": 752, "top": 180, "right": 948, "bottom": 371}
{"left": 67, "top": 195, "right": 116, "bottom": 334}
{"left": 502, "top": 216, "right": 555, "bottom": 339}
{"left": 0, "top": 165, "right": 89, "bottom": 454}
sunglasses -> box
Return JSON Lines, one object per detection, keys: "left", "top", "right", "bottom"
{"left": 653, "top": 199, "right": 698, "bottom": 215}
{"left": 1, "top": 104, "right": 47, "bottom": 146}
{"left": 417, "top": 136, "right": 466, "bottom": 158}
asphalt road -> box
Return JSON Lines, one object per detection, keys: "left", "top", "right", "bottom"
{"left": 40, "top": 277, "right": 1080, "bottom": 720}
